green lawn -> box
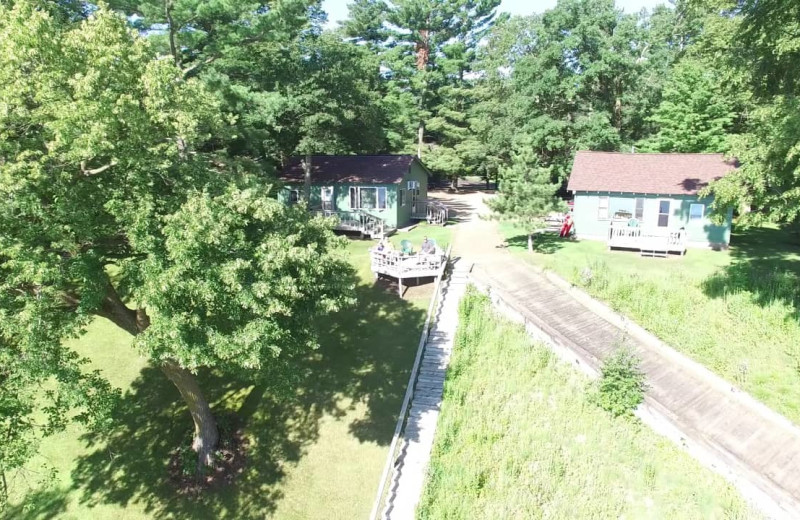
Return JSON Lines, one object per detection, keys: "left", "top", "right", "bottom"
{"left": 500, "top": 222, "right": 800, "bottom": 424}
{"left": 419, "top": 288, "right": 759, "bottom": 519}
{"left": 8, "top": 223, "right": 452, "bottom": 519}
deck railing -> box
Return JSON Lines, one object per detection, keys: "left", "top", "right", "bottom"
{"left": 369, "top": 248, "right": 447, "bottom": 289}
{"left": 314, "top": 209, "right": 387, "bottom": 237}
{"left": 411, "top": 199, "right": 449, "bottom": 226}
{"left": 608, "top": 221, "right": 687, "bottom": 254}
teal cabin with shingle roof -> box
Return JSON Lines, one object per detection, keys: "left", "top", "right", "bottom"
{"left": 567, "top": 151, "right": 736, "bottom": 250}
{"left": 278, "top": 155, "right": 437, "bottom": 236}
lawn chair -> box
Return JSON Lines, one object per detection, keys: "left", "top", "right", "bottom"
{"left": 400, "top": 239, "right": 414, "bottom": 255}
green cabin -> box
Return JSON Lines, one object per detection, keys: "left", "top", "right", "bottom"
{"left": 278, "top": 155, "right": 440, "bottom": 237}
{"left": 567, "top": 151, "right": 736, "bottom": 252}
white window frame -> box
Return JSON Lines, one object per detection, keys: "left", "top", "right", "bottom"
{"left": 658, "top": 200, "right": 671, "bottom": 228}
{"left": 635, "top": 197, "right": 644, "bottom": 221}
{"left": 689, "top": 203, "right": 705, "bottom": 221}
{"left": 320, "top": 186, "right": 334, "bottom": 211}
{"left": 597, "top": 196, "right": 610, "bottom": 220}
{"left": 349, "top": 186, "right": 387, "bottom": 210}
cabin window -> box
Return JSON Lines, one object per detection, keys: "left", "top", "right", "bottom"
{"left": 635, "top": 198, "right": 644, "bottom": 220}
{"left": 349, "top": 187, "right": 357, "bottom": 209}
{"left": 658, "top": 200, "right": 670, "bottom": 227}
{"left": 398, "top": 189, "right": 405, "bottom": 206}
{"left": 288, "top": 189, "right": 299, "bottom": 205}
{"left": 350, "top": 187, "right": 387, "bottom": 210}
{"left": 597, "top": 196, "right": 609, "bottom": 220}
{"left": 690, "top": 203, "right": 705, "bottom": 221}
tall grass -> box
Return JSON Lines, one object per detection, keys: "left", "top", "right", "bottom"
{"left": 418, "top": 288, "right": 759, "bottom": 519}
{"left": 499, "top": 223, "right": 800, "bottom": 425}
{"left": 565, "top": 257, "right": 800, "bottom": 423}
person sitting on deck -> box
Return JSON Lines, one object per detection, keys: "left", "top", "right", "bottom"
{"left": 376, "top": 237, "right": 392, "bottom": 252}
{"left": 421, "top": 236, "right": 435, "bottom": 254}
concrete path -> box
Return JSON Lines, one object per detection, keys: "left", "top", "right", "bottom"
{"left": 381, "top": 259, "right": 470, "bottom": 520}
{"left": 433, "top": 189, "right": 800, "bottom": 518}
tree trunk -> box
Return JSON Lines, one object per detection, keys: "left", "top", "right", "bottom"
{"left": 302, "top": 153, "right": 312, "bottom": 202}
{"left": 160, "top": 360, "right": 220, "bottom": 471}
{"left": 528, "top": 232, "right": 534, "bottom": 253}
{"left": 165, "top": 0, "right": 180, "bottom": 67}
{"left": 450, "top": 176, "right": 458, "bottom": 192}
{"left": 93, "top": 281, "right": 219, "bottom": 470}
{"left": 417, "top": 123, "right": 424, "bottom": 159}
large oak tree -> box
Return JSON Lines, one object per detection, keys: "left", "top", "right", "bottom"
{"left": 0, "top": 1, "right": 353, "bottom": 473}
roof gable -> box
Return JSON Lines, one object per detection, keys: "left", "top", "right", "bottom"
{"left": 279, "top": 155, "right": 420, "bottom": 184}
{"left": 567, "top": 151, "right": 737, "bottom": 196}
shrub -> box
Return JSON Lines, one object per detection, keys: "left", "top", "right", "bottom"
{"left": 592, "top": 347, "right": 647, "bottom": 417}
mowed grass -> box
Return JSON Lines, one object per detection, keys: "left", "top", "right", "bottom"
{"left": 419, "top": 289, "right": 759, "bottom": 519}
{"left": 499, "top": 223, "right": 800, "bottom": 424}
{"left": 8, "top": 223, "right": 451, "bottom": 519}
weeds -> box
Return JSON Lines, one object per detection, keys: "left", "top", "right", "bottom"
{"left": 591, "top": 346, "right": 648, "bottom": 418}
{"left": 418, "top": 290, "right": 757, "bottom": 519}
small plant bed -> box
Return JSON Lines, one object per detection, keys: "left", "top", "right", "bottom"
{"left": 168, "top": 418, "right": 248, "bottom": 495}
{"left": 419, "top": 288, "right": 758, "bottom": 519}
{"left": 500, "top": 223, "right": 800, "bottom": 425}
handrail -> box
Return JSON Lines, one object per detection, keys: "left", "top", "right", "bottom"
{"left": 368, "top": 244, "right": 453, "bottom": 520}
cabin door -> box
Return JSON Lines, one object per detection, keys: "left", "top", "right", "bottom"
{"left": 321, "top": 186, "right": 334, "bottom": 211}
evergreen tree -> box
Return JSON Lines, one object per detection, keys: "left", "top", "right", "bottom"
{"left": 487, "top": 145, "right": 565, "bottom": 252}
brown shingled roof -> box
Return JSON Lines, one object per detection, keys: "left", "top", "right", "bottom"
{"left": 279, "top": 155, "right": 420, "bottom": 184}
{"left": 567, "top": 151, "right": 736, "bottom": 196}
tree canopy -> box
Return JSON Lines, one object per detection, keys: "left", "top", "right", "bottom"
{"left": 0, "top": 0, "right": 354, "bottom": 487}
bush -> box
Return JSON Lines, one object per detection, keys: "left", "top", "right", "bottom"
{"left": 592, "top": 347, "right": 647, "bottom": 417}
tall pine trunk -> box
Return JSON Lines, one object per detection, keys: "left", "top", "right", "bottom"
{"left": 94, "top": 282, "right": 219, "bottom": 471}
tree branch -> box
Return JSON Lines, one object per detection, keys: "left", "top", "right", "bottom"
{"left": 80, "top": 160, "right": 117, "bottom": 176}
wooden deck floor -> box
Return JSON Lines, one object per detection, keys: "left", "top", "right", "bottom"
{"left": 472, "top": 260, "right": 800, "bottom": 518}
{"left": 381, "top": 260, "right": 470, "bottom": 520}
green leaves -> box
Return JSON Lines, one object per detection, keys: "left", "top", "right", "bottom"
{"left": 0, "top": 0, "right": 358, "bottom": 488}
{"left": 639, "top": 59, "right": 735, "bottom": 153}
{"left": 138, "top": 186, "right": 355, "bottom": 372}
{"left": 591, "top": 347, "right": 647, "bottom": 418}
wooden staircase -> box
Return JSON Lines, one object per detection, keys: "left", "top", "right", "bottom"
{"left": 411, "top": 199, "right": 449, "bottom": 226}
{"left": 379, "top": 259, "right": 471, "bottom": 519}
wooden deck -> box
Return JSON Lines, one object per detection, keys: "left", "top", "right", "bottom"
{"left": 608, "top": 221, "right": 687, "bottom": 256}
{"left": 370, "top": 248, "right": 448, "bottom": 296}
{"left": 472, "top": 260, "right": 800, "bottom": 518}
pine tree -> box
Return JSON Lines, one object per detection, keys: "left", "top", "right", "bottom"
{"left": 487, "top": 145, "right": 565, "bottom": 252}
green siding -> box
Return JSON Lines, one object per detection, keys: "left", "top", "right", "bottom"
{"left": 572, "top": 191, "right": 732, "bottom": 247}
{"left": 277, "top": 159, "right": 429, "bottom": 229}
{"left": 396, "top": 161, "right": 429, "bottom": 228}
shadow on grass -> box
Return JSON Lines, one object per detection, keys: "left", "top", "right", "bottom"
{"left": 4, "top": 488, "right": 69, "bottom": 520}
{"left": 44, "top": 282, "right": 425, "bottom": 519}
{"left": 702, "top": 226, "right": 800, "bottom": 322}
{"left": 505, "top": 232, "right": 568, "bottom": 255}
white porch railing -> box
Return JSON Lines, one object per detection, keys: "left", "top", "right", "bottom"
{"left": 314, "top": 209, "right": 388, "bottom": 238}
{"left": 411, "top": 199, "right": 449, "bottom": 226}
{"left": 608, "top": 221, "right": 687, "bottom": 256}
{"left": 369, "top": 248, "right": 448, "bottom": 296}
